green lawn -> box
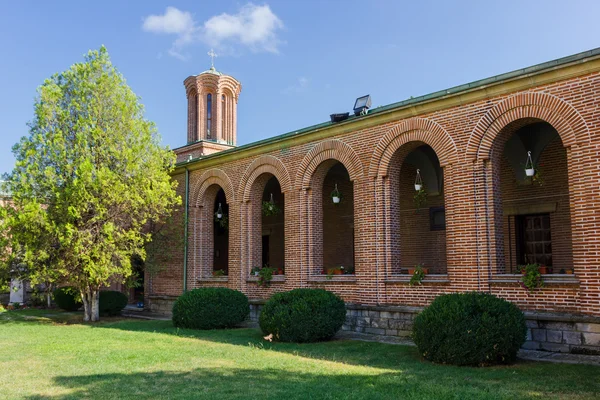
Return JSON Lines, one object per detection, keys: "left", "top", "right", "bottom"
{"left": 1, "top": 309, "right": 599, "bottom": 399}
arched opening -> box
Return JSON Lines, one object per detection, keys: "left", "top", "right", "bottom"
{"left": 387, "top": 143, "right": 446, "bottom": 275}
{"left": 260, "top": 177, "right": 285, "bottom": 271}
{"left": 187, "top": 88, "right": 198, "bottom": 143}
{"left": 249, "top": 174, "right": 285, "bottom": 275}
{"left": 317, "top": 161, "right": 354, "bottom": 275}
{"left": 212, "top": 188, "right": 229, "bottom": 276}
{"left": 221, "top": 94, "right": 226, "bottom": 142}
{"left": 492, "top": 120, "right": 573, "bottom": 274}
{"left": 206, "top": 93, "right": 212, "bottom": 139}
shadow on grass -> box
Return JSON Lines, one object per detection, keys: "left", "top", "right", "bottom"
{"left": 6, "top": 311, "right": 600, "bottom": 399}
{"left": 89, "top": 319, "right": 600, "bottom": 399}
{"left": 24, "top": 364, "right": 599, "bottom": 400}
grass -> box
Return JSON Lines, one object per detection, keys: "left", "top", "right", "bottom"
{"left": 1, "top": 309, "right": 599, "bottom": 399}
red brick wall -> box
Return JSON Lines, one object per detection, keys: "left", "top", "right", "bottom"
{"left": 149, "top": 67, "right": 600, "bottom": 317}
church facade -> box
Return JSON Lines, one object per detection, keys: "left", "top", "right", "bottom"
{"left": 148, "top": 49, "right": 600, "bottom": 353}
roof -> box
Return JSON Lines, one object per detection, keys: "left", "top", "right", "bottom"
{"left": 199, "top": 66, "right": 223, "bottom": 76}
{"left": 175, "top": 47, "right": 600, "bottom": 169}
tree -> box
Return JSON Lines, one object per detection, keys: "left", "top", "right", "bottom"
{"left": 2, "top": 46, "right": 180, "bottom": 321}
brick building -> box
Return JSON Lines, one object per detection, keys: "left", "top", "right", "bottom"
{"left": 148, "top": 50, "right": 600, "bottom": 353}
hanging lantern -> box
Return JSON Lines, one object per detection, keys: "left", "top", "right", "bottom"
{"left": 331, "top": 183, "right": 341, "bottom": 204}
{"left": 414, "top": 169, "right": 423, "bottom": 191}
{"left": 525, "top": 151, "right": 535, "bottom": 177}
{"left": 216, "top": 203, "right": 223, "bottom": 219}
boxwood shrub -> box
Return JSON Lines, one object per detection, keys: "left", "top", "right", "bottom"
{"left": 259, "top": 288, "right": 346, "bottom": 343}
{"left": 172, "top": 288, "right": 249, "bottom": 330}
{"left": 99, "top": 290, "right": 128, "bottom": 316}
{"left": 412, "top": 292, "right": 527, "bottom": 366}
{"left": 53, "top": 286, "right": 82, "bottom": 311}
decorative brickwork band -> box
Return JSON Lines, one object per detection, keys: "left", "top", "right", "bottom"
{"left": 466, "top": 92, "right": 590, "bottom": 161}
{"left": 190, "top": 168, "right": 235, "bottom": 207}
{"left": 238, "top": 155, "right": 292, "bottom": 202}
{"left": 295, "top": 139, "right": 364, "bottom": 189}
{"left": 369, "top": 117, "right": 457, "bottom": 177}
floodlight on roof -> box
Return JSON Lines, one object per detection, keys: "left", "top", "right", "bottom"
{"left": 353, "top": 95, "right": 372, "bottom": 116}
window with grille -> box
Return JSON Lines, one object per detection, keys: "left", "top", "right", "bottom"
{"left": 516, "top": 214, "right": 552, "bottom": 266}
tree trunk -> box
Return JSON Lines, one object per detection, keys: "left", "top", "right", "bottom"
{"left": 81, "top": 288, "right": 100, "bottom": 322}
{"left": 82, "top": 290, "right": 91, "bottom": 322}
{"left": 91, "top": 290, "right": 99, "bottom": 322}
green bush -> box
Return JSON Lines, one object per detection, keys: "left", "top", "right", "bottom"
{"left": 412, "top": 292, "right": 527, "bottom": 366}
{"left": 99, "top": 291, "right": 128, "bottom": 316}
{"left": 172, "top": 288, "right": 249, "bottom": 330}
{"left": 259, "top": 289, "right": 346, "bottom": 343}
{"left": 53, "top": 286, "right": 82, "bottom": 311}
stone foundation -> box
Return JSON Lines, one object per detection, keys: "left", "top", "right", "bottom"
{"left": 148, "top": 295, "right": 177, "bottom": 315}
{"left": 152, "top": 297, "right": 600, "bottom": 355}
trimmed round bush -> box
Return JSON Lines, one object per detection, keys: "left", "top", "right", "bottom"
{"left": 413, "top": 292, "right": 527, "bottom": 366}
{"left": 53, "top": 286, "right": 82, "bottom": 311}
{"left": 259, "top": 288, "right": 346, "bottom": 343}
{"left": 172, "top": 288, "right": 249, "bottom": 330}
{"left": 99, "top": 290, "right": 128, "bottom": 316}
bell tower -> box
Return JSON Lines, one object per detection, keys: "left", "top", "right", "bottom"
{"left": 183, "top": 50, "right": 242, "bottom": 155}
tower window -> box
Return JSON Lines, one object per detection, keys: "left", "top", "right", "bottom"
{"left": 221, "top": 94, "right": 226, "bottom": 142}
{"left": 207, "top": 94, "right": 212, "bottom": 138}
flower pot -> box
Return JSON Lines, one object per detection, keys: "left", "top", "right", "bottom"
{"left": 566, "top": 269, "right": 574, "bottom": 274}
{"left": 407, "top": 267, "right": 429, "bottom": 275}
{"left": 216, "top": 213, "right": 222, "bottom": 219}
{"left": 414, "top": 184, "right": 422, "bottom": 191}
{"left": 137, "top": 302, "right": 144, "bottom": 309}
{"left": 327, "top": 268, "right": 342, "bottom": 275}
{"left": 332, "top": 196, "right": 340, "bottom": 204}
{"left": 525, "top": 168, "right": 535, "bottom": 177}
{"left": 538, "top": 266, "right": 549, "bottom": 274}
{"left": 277, "top": 268, "right": 284, "bottom": 275}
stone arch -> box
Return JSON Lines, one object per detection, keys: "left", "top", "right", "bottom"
{"left": 467, "top": 92, "right": 590, "bottom": 161}
{"left": 368, "top": 117, "right": 457, "bottom": 178}
{"left": 295, "top": 139, "right": 364, "bottom": 190}
{"left": 238, "top": 155, "right": 292, "bottom": 202}
{"left": 191, "top": 168, "right": 235, "bottom": 207}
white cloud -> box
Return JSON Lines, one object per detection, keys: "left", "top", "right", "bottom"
{"left": 142, "top": 7, "right": 194, "bottom": 34}
{"left": 142, "top": 4, "right": 284, "bottom": 60}
{"left": 283, "top": 77, "right": 310, "bottom": 94}
{"left": 204, "top": 4, "right": 283, "bottom": 53}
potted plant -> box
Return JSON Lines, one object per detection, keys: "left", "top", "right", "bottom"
{"left": 518, "top": 264, "right": 544, "bottom": 293}
{"left": 525, "top": 151, "right": 535, "bottom": 177}
{"left": 276, "top": 267, "right": 284, "bottom": 275}
{"left": 214, "top": 212, "right": 228, "bottom": 229}
{"left": 212, "top": 269, "right": 226, "bottom": 277}
{"left": 262, "top": 193, "right": 281, "bottom": 217}
{"left": 414, "top": 169, "right": 423, "bottom": 191}
{"left": 538, "top": 265, "right": 550, "bottom": 274}
{"left": 250, "top": 266, "right": 261, "bottom": 276}
{"left": 325, "top": 266, "right": 344, "bottom": 279}
{"left": 413, "top": 188, "right": 427, "bottom": 211}
{"left": 343, "top": 265, "right": 355, "bottom": 275}
{"left": 258, "top": 267, "right": 275, "bottom": 287}
{"left": 409, "top": 264, "right": 428, "bottom": 286}
{"left": 331, "top": 184, "right": 342, "bottom": 204}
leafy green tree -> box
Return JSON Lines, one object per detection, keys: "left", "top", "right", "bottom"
{"left": 1, "top": 47, "right": 180, "bottom": 321}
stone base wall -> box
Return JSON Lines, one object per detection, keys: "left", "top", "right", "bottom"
{"left": 148, "top": 295, "right": 177, "bottom": 315}
{"left": 247, "top": 300, "right": 600, "bottom": 355}
{"left": 523, "top": 313, "right": 600, "bottom": 354}
{"left": 149, "top": 297, "right": 600, "bottom": 355}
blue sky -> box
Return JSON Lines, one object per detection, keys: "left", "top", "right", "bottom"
{"left": 1, "top": 1, "right": 600, "bottom": 174}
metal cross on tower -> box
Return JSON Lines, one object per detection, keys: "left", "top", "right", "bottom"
{"left": 208, "top": 49, "right": 217, "bottom": 68}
